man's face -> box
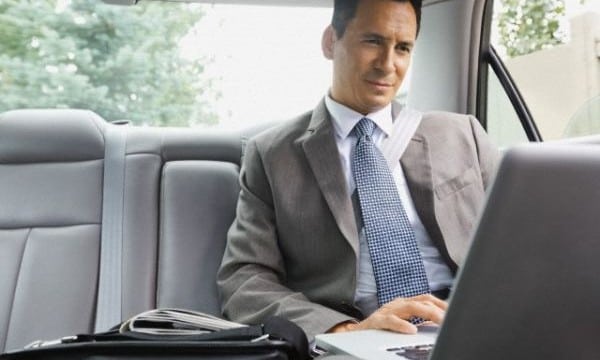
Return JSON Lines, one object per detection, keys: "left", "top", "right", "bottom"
{"left": 325, "top": 0, "right": 417, "bottom": 115}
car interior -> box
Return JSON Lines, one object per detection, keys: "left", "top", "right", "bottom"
{"left": 1, "top": 0, "right": 599, "bottom": 357}
{"left": 0, "top": 107, "right": 268, "bottom": 351}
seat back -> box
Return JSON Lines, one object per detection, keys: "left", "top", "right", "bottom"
{"left": 0, "top": 110, "right": 106, "bottom": 351}
{"left": 156, "top": 159, "right": 240, "bottom": 315}
{"left": 0, "top": 109, "right": 264, "bottom": 352}
{"left": 120, "top": 128, "right": 243, "bottom": 316}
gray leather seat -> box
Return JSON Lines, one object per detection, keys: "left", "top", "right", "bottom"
{"left": 157, "top": 159, "right": 240, "bottom": 315}
{"left": 0, "top": 109, "right": 249, "bottom": 352}
{"left": 121, "top": 128, "right": 243, "bottom": 316}
{"left": 0, "top": 109, "right": 107, "bottom": 351}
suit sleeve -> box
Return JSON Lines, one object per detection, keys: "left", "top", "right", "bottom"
{"left": 217, "top": 138, "right": 355, "bottom": 341}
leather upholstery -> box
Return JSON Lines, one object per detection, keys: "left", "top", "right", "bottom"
{"left": 0, "top": 110, "right": 105, "bottom": 351}
{"left": 0, "top": 109, "right": 104, "bottom": 163}
{"left": 157, "top": 160, "right": 240, "bottom": 315}
{"left": 0, "top": 109, "right": 261, "bottom": 352}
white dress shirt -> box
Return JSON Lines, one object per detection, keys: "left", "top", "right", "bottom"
{"left": 324, "top": 95, "right": 454, "bottom": 316}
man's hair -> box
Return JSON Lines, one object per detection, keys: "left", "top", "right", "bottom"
{"left": 332, "top": 0, "right": 422, "bottom": 39}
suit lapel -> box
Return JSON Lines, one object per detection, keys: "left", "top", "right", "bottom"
{"left": 401, "top": 133, "right": 457, "bottom": 272}
{"left": 301, "top": 100, "right": 360, "bottom": 256}
{"left": 401, "top": 135, "right": 434, "bottom": 235}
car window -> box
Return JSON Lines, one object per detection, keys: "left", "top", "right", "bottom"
{"left": 0, "top": 0, "right": 333, "bottom": 129}
{"left": 486, "top": 64, "right": 529, "bottom": 146}
{"left": 487, "top": 0, "right": 600, "bottom": 145}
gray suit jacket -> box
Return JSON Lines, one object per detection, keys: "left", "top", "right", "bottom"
{"left": 218, "top": 100, "right": 499, "bottom": 340}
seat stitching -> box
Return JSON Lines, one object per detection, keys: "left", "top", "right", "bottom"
{"left": 0, "top": 224, "right": 100, "bottom": 231}
{"left": 2, "top": 227, "right": 32, "bottom": 352}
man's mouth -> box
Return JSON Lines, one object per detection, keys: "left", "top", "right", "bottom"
{"left": 366, "top": 80, "right": 393, "bottom": 90}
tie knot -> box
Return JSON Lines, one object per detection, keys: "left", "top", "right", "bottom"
{"left": 354, "top": 118, "right": 375, "bottom": 138}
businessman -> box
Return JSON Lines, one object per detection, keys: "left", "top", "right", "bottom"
{"left": 218, "top": 0, "right": 499, "bottom": 340}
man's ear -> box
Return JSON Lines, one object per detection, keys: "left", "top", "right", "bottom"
{"left": 321, "top": 25, "right": 336, "bottom": 60}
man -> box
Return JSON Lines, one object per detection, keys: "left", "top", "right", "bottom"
{"left": 218, "top": 0, "right": 499, "bottom": 341}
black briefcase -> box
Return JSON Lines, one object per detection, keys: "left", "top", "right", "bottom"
{"left": 0, "top": 316, "right": 309, "bottom": 360}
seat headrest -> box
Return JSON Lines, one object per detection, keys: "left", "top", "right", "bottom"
{"left": 0, "top": 109, "right": 106, "bottom": 163}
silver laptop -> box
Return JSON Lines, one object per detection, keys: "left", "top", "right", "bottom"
{"left": 316, "top": 326, "right": 438, "bottom": 360}
{"left": 316, "top": 144, "right": 600, "bottom": 360}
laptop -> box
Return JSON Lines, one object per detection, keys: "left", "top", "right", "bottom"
{"left": 316, "top": 144, "right": 600, "bottom": 360}
{"left": 316, "top": 326, "right": 438, "bottom": 360}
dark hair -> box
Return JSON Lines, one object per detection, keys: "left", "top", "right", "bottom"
{"left": 332, "top": 0, "right": 422, "bottom": 38}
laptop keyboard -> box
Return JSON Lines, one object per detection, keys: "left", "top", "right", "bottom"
{"left": 386, "top": 344, "right": 434, "bottom": 360}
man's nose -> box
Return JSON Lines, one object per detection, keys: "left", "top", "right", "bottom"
{"left": 374, "top": 47, "right": 396, "bottom": 73}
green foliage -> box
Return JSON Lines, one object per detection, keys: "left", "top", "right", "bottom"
{"left": 0, "top": 0, "right": 218, "bottom": 126}
{"left": 497, "top": 0, "right": 566, "bottom": 58}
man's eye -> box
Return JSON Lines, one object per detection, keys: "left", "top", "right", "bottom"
{"left": 397, "top": 45, "right": 412, "bottom": 54}
{"left": 364, "top": 38, "right": 381, "bottom": 45}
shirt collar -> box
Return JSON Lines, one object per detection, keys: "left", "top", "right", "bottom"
{"left": 325, "top": 94, "right": 393, "bottom": 139}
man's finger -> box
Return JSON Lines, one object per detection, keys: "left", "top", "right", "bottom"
{"left": 405, "top": 301, "right": 445, "bottom": 324}
{"left": 379, "top": 314, "right": 418, "bottom": 334}
{"left": 427, "top": 295, "right": 449, "bottom": 310}
{"left": 408, "top": 294, "right": 449, "bottom": 311}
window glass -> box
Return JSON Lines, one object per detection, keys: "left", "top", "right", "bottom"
{"left": 0, "top": 0, "right": 333, "bottom": 128}
{"left": 486, "top": 64, "right": 529, "bottom": 147}
{"left": 489, "top": 0, "right": 600, "bottom": 140}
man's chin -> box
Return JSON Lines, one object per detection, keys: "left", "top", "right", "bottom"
{"left": 362, "top": 97, "right": 395, "bottom": 112}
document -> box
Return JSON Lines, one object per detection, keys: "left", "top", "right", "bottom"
{"left": 118, "top": 308, "right": 246, "bottom": 335}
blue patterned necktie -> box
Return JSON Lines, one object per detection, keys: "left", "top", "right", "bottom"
{"left": 352, "top": 118, "right": 430, "bottom": 307}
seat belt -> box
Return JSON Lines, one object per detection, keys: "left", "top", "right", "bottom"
{"left": 95, "top": 123, "right": 127, "bottom": 332}
{"left": 381, "top": 107, "right": 423, "bottom": 170}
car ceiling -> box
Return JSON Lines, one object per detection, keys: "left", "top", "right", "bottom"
{"left": 102, "top": 0, "right": 449, "bottom": 7}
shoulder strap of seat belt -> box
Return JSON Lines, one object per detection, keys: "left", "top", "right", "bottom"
{"left": 95, "top": 123, "right": 127, "bottom": 332}
{"left": 381, "top": 107, "right": 423, "bottom": 170}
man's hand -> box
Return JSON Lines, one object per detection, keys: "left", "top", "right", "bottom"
{"left": 330, "top": 294, "right": 447, "bottom": 334}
